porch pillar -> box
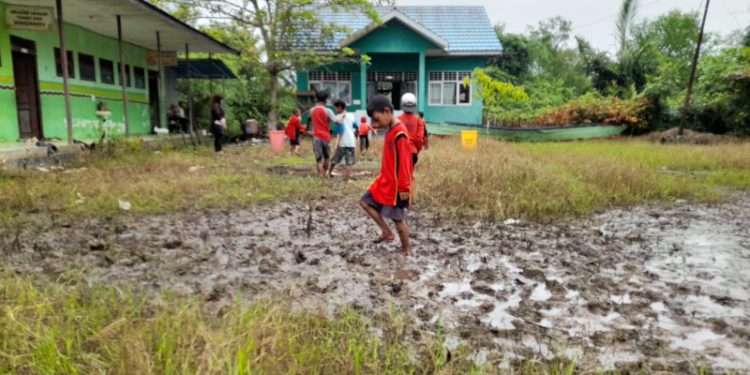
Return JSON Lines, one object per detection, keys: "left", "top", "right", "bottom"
{"left": 156, "top": 31, "right": 165, "bottom": 130}
{"left": 418, "top": 51, "right": 426, "bottom": 113}
{"left": 117, "top": 15, "right": 130, "bottom": 136}
{"left": 359, "top": 53, "right": 367, "bottom": 111}
{"left": 56, "top": 0, "right": 73, "bottom": 144}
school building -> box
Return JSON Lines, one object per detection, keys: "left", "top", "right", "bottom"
{"left": 0, "top": 0, "right": 236, "bottom": 143}
{"left": 297, "top": 6, "right": 502, "bottom": 125}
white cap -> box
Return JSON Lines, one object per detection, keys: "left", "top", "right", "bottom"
{"left": 400, "top": 93, "right": 417, "bottom": 113}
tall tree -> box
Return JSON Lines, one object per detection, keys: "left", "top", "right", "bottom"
{"left": 168, "top": 0, "right": 377, "bottom": 129}
{"left": 491, "top": 26, "right": 531, "bottom": 79}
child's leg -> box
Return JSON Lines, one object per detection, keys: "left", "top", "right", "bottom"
{"left": 359, "top": 199, "right": 394, "bottom": 242}
{"left": 393, "top": 220, "right": 411, "bottom": 254}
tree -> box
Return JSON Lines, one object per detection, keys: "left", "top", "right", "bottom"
{"left": 743, "top": 26, "right": 750, "bottom": 48}
{"left": 168, "top": 0, "right": 378, "bottom": 129}
{"left": 490, "top": 26, "right": 531, "bottom": 79}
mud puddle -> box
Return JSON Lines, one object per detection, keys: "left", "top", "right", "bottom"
{"left": 266, "top": 165, "right": 373, "bottom": 179}
{"left": 3, "top": 195, "right": 749, "bottom": 372}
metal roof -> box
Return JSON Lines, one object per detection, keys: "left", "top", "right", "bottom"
{"left": 2, "top": 0, "right": 238, "bottom": 54}
{"left": 174, "top": 58, "right": 237, "bottom": 79}
{"left": 314, "top": 6, "right": 501, "bottom": 55}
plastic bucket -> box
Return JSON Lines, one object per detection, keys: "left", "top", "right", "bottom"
{"left": 269, "top": 130, "right": 286, "bottom": 153}
{"left": 460, "top": 130, "right": 478, "bottom": 150}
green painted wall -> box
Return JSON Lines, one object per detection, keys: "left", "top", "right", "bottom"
{"left": 0, "top": 1, "right": 151, "bottom": 142}
{"left": 350, "top": 20, "right": 439, "bottom": 53}
{"left": 298, "top": 55, "right": 488, "bottom": 125}
{"left": 425, "top": 56, "right": 487, "bottom": 125}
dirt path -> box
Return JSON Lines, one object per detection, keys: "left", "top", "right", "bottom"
{"left": 3, "top": 194, "right": 749, "bottom": 372}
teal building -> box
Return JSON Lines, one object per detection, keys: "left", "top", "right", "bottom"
{"left": 296, "top": 6, "right": 502, "bottom": 125}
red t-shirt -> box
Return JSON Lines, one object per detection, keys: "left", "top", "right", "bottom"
{"left": 368, "top": 122, "right": 413, "bottom": 207}
{"left": 398, "top": 113, "right": 425, "bottom": 154}
{"left": 285, "top": 116, "right": 304, "bottom": 141}
{"left": 358, "top": 123, "right": 372, "bottom": 136}
{"left": 311, "top": 105, "right": 335, "bottom": 142}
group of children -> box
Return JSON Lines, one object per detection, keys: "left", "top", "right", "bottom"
{"left": 284, "top": 90, "right": 429, "bottom": 254}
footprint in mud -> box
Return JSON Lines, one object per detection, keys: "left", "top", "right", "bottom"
{"left": 392, "top": 269, "right": 419, "bottom": 282}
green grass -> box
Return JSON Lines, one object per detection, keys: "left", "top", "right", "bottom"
{"left": 0, "top": 273, "right": 490, "bottom": 375}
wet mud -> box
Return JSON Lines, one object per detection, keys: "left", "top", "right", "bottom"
{"left": 3, "top": 195, "right": 749, "bottom": 372}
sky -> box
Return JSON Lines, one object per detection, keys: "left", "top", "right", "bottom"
{"left": 398, "top": 0, "right": 750, "bottom": 53}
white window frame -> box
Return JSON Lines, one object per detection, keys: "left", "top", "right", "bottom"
{"left": 308, "top": 71, "right": 352, "bottom": 105}
{"left": 427, "top": 71, "right": 472, "bottom": 107}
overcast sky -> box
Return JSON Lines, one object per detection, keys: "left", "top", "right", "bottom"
{"left": 398, "top": 0, "right": 750, "bottom": 52}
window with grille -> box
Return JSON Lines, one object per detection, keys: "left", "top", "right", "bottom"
{"left": 54, "top": 48, "right": 75, "bottom": 79}
{"left": 99, "top": 59, "right": 114, "bottom": 84}
{"left": 78, "top": 53, "right": 96, "bottom": 82}
{"left": 427, "top": 71, "right": 471, "bottom": 106}
{"left": 134, "top": 67, "right": 146, "bottom": 89}
{"left": 308, "top": 71, "right": 352, "bottom": 105}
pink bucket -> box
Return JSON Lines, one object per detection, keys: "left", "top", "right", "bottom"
{"left": 269, "top": 130, "right": 285, "bottom": 153}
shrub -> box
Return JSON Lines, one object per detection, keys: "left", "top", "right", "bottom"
{"left": 528, "top": 93, "right": 650, "bottom": 129}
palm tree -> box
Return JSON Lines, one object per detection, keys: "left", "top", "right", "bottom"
{"left": 615, "top": 0, "right": 640, "bottom": 56}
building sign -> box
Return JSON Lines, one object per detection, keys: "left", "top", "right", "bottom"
{"left": 5, "top": 5, "right": 55, "bottom": 32}
{"left": 147, "top": 51, "right": 179, "bottom": 66}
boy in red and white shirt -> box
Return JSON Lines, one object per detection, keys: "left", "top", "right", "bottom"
{"left": 359, "top": 95, "right": 413, "bottom": 254}
{"left": 398, "top": 93, "right": 426, "bottom": 166}
{"left": 309, "top": 91, "right": 339, "bottom": 179}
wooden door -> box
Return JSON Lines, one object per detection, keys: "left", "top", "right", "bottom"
{"left": 11, "top": 36, "right": 43, "bottom": 140}
{"left": 148, "top": 70, "right": 160, "bottom": 131}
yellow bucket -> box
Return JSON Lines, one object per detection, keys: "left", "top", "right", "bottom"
{"left": 460, "top": 130, "right": 478, "bottom": 150}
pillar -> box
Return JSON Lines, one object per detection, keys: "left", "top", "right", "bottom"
{"left": 56, "top": 0, "right": 73, "bottom": 144}
{"left": 117, "top": 15, "right": 130, "bottom": 136}
{"left": 418, "top": 51, "right": 426, "bottom": 113}
{"left": 360, "top": 54, "right": 367, "bottom": 111}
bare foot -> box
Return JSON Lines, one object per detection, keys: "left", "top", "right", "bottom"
{"left": 402, "top": 245, "right": 411, "bottom": 255}
{"left": 373, "top": 233, "right": 395, "bottom": 243}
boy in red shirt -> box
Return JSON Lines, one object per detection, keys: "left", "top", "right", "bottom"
{"left": 398, "top": 93, "right": 426, "bottom": 166}
{"left": 309, "top": 91, "right": 339, "bottom": 178}
{"left": 359, "top": 95, "right": 413, "bottom": 254}
{"left": 357, "top": 116, "right": 376, "bottom": 157}
{"left": 285, "top": 108, "right": 305, "bottom": 156}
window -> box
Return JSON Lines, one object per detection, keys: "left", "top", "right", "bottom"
{"left": 428, "top": 71, "right": 472, "bottom": 106}
{"left": 78, "top": 53, "right": 96, "bottom": 81}
{"left": 99, "top": 58, "right": 115, "bottom": 84}
{"left": 54, "top": 48, "right": 75, "bottom": 78}
{"left": 119, "top": 64, "right": 131, "bottom": 87}
{"left": 308, "top": 71, "right": 351, "bottom": 104}
{"left": 134, "top": 67, "right": 146, "bottom": 89}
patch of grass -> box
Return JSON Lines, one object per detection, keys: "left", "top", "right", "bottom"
{"left": 1, "top": 136, "right": 748, "bottom": 224}
{"left": 0, "top": 273, "right": 486, "bottom": 374}
{"left": 0, "top": 141, "right": 359, "bottom": 222}
{"left": 417, "top": 138, "right": 750, "bottom": 221}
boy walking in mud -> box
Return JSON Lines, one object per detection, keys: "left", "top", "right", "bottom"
{"left": 328, "top": 100, "right": 357, "bottom": 179}
{"left": 359, "top": 95, "right": 413, "bottom": 254}
{"left": 285, "top": 108, "right": 305, "bottom": 156}
{"left": 310, "top": 91, "right": 339, "bottom": 179}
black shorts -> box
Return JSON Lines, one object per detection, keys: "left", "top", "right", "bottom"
{"left": 313, "top": 138, "right": 330, "bottom": 161}
{"left": 361, "top": 191, "right": 406, "bottom": 221}
{"left": 289, "top": 138, "right": 300, "bottom": 146}
{"left": 412, "top": 153, "right": 418, "bottom": 166}
{"left": 359, "top": 135, "right": 369, "bottom": 150}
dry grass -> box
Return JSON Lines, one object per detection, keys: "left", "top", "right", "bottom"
{"left": 1, "top": 136, "right": 749, "bottom": 224}
{"left": 417, "top": 138, "right": 750, "bottom": 221}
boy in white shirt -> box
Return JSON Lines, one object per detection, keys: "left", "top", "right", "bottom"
{"left": 328, "top": 99, "right": 357, "bottom": 179}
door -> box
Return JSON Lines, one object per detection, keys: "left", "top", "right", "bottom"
{"left": 148, "top": 70, "right": 160, "bottom": 131}
{"left": 11, "top": 36, "right": 43, "bottom": 139}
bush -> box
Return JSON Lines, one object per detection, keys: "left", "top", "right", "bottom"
{"left": 528, "top": 93, "right": 650, "bottom": 130}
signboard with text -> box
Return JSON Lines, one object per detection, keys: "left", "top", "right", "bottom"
{"left": 147, "top": 50, "right": 179, "bottom": 66}
{"left": 5, "top": 5, "right": 54, "bottom": 32}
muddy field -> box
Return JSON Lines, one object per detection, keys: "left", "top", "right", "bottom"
{"left": 3, "top": 193, "right": 749, "bottom": 372}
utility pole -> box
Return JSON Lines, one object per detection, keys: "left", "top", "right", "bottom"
{"left": 679, "top": 0, "right": 710, "bottom": 136}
